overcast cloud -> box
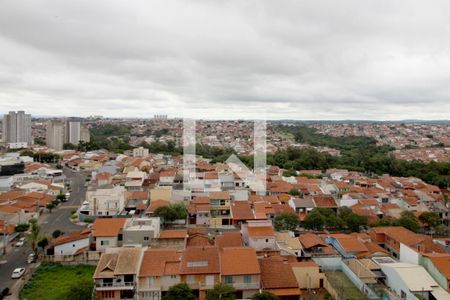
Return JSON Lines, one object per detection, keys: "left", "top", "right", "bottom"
{"left": 0, "top": 0, "right": 450, "bottom": 120}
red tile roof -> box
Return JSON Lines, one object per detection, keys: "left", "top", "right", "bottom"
{"left": 220, "top": 247, "right": 260, "bottom": 275}
{"left": 180, "top": 246, "right": 220, "bottom": 275}
{"left": 92, "top": 218, "right": 126, "bottom": 237}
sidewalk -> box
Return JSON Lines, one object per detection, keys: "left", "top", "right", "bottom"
{"left": 5, "top": 262, "right": 40, "bottom": 300}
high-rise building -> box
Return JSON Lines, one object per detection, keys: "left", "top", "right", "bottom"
{"left": 80, "top": 126, "right": 90, "bottom": 143}
{"left": 66, "top": 120, "right": 81, "bottom": 144}
{"left": 46, "top": 120, "right": 65, "bottom": 151}
{"left": 2, "top": 111, "right": 32, "bottom": 148}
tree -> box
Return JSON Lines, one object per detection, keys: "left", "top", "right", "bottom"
{"left": 344, "top": 213, "right": 368, "bottom": 232}
{"left": 288, "top": 188, "right": 300, "bottom": 196}
{"left": 163, "top": 283, "right": 195, "bottom": 300}
{"left": 206, "top": 283, "right": 236, "bottom": 300}
{"left": 15, "top": 223, "right": 30, "bottom": 232}
{"left": 304, "top": 210, "right": 325, "bottom": 230}
{"left": 155, "top": 202, "right": 187, "bottom": 223}
{"left": 52, "top": 230, "right": 63, "bottom": 239}
{"left": 252, "top": 291, "right": 278, "bottom": 300}
{"left": 46, "top": 202, "right": 56, "bottom": 213}
{"left": 274, "top": 213, "right": 300, "bottom": 231}
{"left": 29, "top": 220, "right": 40, "bottom": 252}
{"left": 56, "top": 193, "right": 66, "bottom": 202}
{"left": 419, "top": 212, "right": 441, "bottom": 228}
{"left": 338, "top": 207, "right": 368, "bottom": 232}
{"left": 66, "top": 279, "right": 94, "bottom": 300}
{"left": 37, "top": 237, "right": 48, "bottom": 250}
{"left": 395, "top": 211, "right": 420, "bottom": 233}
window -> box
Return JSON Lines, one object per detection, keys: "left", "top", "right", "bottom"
{"left": 102, "top": 291, "right": 114, "bottom": 298}
{"left": 244, "top": 275, "right": 251, "bottom": 284}
{"left": 118, "top": 234, "right": 123, "bottom": 241}
{"left": 187, "top": 261, "right": 208, "bottom": 267}
{"left": 187, "top": 275, "right": 195, "bottom": 283}
{"left": 144, "top": 236, "right": 149, "bottom": 241}
{"left": 265, "top": 239, "right": 269, "bottom": 243}
{"left": 224, "top": 276, "right": 233, "bottom": 284}
{"left": 100, "top": 240, "right": 109, "bottom": 246}
{"left": 170, "top": 275, "right": 177, "bottom": 279}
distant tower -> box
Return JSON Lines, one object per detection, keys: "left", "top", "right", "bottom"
{"left": 2, "top": 111, "right": 32, "bottom": 148}
{"left": 46, "top": 120, "right": 65, "bottom": 151}
{"left": 64, "top": 118, "right": 90, "bottom": 145}
{"left": 154, "top": 114, "right": 168, "bottom": 120}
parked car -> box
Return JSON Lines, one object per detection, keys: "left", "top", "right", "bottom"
{"left": 11, "top": 268, "right": 25, "bottom": 279}
{"left": 15, "top": 237, "right": 26, "bottom": 247}
{"left": 27, "top": 253, "right": 37, "bottom": 264}
{"left": 0, "top": 287, "right": 10, "bottom": 300}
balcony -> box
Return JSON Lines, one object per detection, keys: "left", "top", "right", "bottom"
{"left": 95, "top": 281, "right": 135, "bottom": 290}
{"left": 230, "top": 282, "right": 260, "bottom": 290}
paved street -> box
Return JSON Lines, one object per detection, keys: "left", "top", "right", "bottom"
{"left": 0, "top": 166, "right": 87, "bottom": 294}
{"left": 39, "top": 167, "right": 87, "bottom": 235}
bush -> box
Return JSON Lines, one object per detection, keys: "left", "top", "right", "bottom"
{"left": 52, "top": 230, "right": 63, "bottom": 239}
{"left": 155, "top": 202, "right": 187, "bottom": 223}
{"left": 252, "top": 291, "right": 278, "bottom": 300}
{"left": 274, "top": 213, "right": 300, "bottom": 231}
{"left": 15, "top": 223, "right": 30, "bottom": 232}
{"left": 163, "top": 283, "right": 195, "bottom": 300}
{"left": 206, "top": 283, "right": 236, "bottom": 300}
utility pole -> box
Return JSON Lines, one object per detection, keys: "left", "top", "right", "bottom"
{"left": 3, "top": 221, "right": 8, "bottom": 255}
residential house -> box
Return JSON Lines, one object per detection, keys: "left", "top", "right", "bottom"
{"left": 298, "top": 233, "right": 337, "bottom": 258}
{"left": 180, "top": 246, "right": 221, "bottom": 300}
{"left": 156, "top": 230, "right": 188, "bottom": 250}
{"left": 275, "top": 232, "right": 303, "bottom": 257}
{"left": 420, "top": 253, "right": 450, "bottom": 293}
{"left": 188, "top": 197, "right": 211, "bottom": 226}
{"left": 379, "top": 262, "right": 450, "bottom": 300}
{"left": 83, "top": 185, "right": 127, "bottom": 218}
{"left": 241, "top": 220, "right": 276, "bottom": 252}
{"left": 259, "top": 256, "right": 301, "bottom": 299}
{"left": 209, "top": 191, "right": 232, "bottom": 227}
{"left": 290, "top": 261, "right": 325, "bottom": 290}
{"left": 219, "top": 247, "right": 261, "bottom": 299}
{"left": 94, "top": 247, "right": 143, "bottom": 300}
{"left": 47, "top": 229, "right": 90, "bottom": 256}
{"left": 122, "top": 217, "right": 160, "bottom": 247}
{"left": 91, "top": 218, "right": 126, "bottom": 251}
{"left": 137, "top": 249, "right": 181, "bottom": 300}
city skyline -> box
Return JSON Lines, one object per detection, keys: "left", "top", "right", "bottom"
{"left": 1, "top": 1, "right": 450, "bottom": 120}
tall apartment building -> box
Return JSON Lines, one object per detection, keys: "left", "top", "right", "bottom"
{"left": 66, "top": 120, "right": 81, "bottom": 144}
{"left": 2, "top": 111, "right": 32, "bottom": 148}
{"left": 46, "top": 120, "right": 65, "bottom": 151}
{"left": 45, "top": 118, "right": 90, "bottom": 150}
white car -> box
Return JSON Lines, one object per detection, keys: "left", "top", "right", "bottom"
{"left": 27, "top": 253, "right": 37, "bottom": 264}
{"left": 11, "top": 268, "right": 25, "bottom": 279}
{"left": 15, "top": 237, "right": 26, "bottom": 247}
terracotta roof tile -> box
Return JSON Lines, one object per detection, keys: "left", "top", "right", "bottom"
{"left": 215, "top": 232, "right": 243, "bottom": 248}
{"left": 92, "top": 218, "right": 126, "bottom": 237}
{"left": 159, "top": 230, "right": 188, "bottom": 239}
{"left": 220, "top": 247, "right": 260, "bottom": 275}
{"left": 180, "top": 246, "right": 220, "bottom": 274}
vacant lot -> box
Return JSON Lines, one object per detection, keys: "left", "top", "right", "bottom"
{"left": 20, "top": 263, "right": 95, "bottom": 300}
{"left": 325, "top": 270, "right": 366, "bottom": 300}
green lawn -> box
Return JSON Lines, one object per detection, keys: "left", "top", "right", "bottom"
{"left": 324, "top": 271, "right": 366, "bottom": 300}
{"left": 20, "top": 263, "right": 95, "bottom": 300}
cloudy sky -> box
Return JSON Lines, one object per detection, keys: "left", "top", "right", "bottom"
{"left": 0, "top": 0, "right": 450, "bottom": 120}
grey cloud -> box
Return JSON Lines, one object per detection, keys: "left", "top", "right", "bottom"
{"left": 0, "top": 0, "right": 449, "bottom": 120}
